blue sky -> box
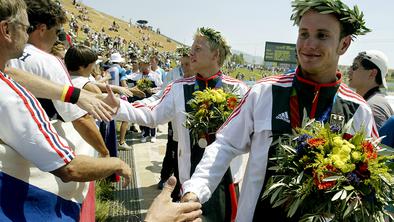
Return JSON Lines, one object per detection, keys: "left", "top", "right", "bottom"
{"left": 80, "top": 0, "right": 394, "bottom": 67}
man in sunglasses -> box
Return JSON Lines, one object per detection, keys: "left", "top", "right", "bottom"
{"left": 348, "top": 50, "right": 394, "bottom": 129}
{"left": 8, "top": 0, "right": 111, "bottom": 158}
{"left": 1, "top": 1, "right": 202, "bottom": 221}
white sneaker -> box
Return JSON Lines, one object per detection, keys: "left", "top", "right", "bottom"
{"left": 118, "top": 142, "right": 132, "bottom": 150}
{"left": 141, "top": 136, "right": 148, "bottom": 143}
{"left": 150, "top": 136, "right": 157, "bottom": 143}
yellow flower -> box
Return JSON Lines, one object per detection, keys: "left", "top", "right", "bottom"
{"left": 332, "top": 154, "right": 343, "bottom": 166}
{"left": 351, "top": 151, "right": 362, "bottom": 161}
{"left": 341, "top": 163, "right": 356, "bottom": 173}
{"left": 333, "top": 136, "right": 343, "bottom": 147}
{"left": 186, "top": 87, "right": 239, "bottom": 138}
{"left": 211, "top": 89, "right": 225, "bottom": 103}
{"left": 340, "top": 145, "right": 352, "bottom": 155}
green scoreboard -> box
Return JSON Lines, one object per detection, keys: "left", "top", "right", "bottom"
{"left": 264, "top": 41, "right": 297, "bottom": 64}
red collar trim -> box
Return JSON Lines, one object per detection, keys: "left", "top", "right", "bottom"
{"left": 295, "top": 67, "right": 342, "bottom": 88}
{"left": 196, "top": 70, "right": 222, "bottom": 81}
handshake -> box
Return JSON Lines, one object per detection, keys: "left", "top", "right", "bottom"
{"left": 145, "top": 176, "right": 201, "bottom": 222}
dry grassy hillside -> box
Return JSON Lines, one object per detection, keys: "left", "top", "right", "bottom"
{"left": 61, "top": 0, "right": 178, "bottom": 52}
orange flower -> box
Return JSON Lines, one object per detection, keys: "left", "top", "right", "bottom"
{"left": 307, "top": 138, "right": 326, "bottom": 148}
{"left": 313, "top": 165, "right": 337, "bottom": 190}
{"left": 227, "top": 96, "right": 238, "bottom": 110}
{"left": 362, "top": 141, "right": 377, "bottom": 159}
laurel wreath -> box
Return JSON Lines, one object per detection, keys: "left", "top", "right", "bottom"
{"left": 197, "top": 27, "right": 231, "bottom": 60}
{"left": 290, "top": 0, "right": 371, "bottom": 37}
{"left": 176, "top": 46, "right": 190, "bottom": 57}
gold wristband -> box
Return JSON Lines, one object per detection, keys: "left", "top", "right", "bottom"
{"left": 61, "top": 85, "right": 69, "bottom": 102}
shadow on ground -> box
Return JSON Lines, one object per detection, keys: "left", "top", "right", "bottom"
{"left": 145, "top": 161, "right": 162, "bottom": 174}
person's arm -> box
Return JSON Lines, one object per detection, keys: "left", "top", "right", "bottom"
{"left": 145, "top": 176, "right": 202, "bottom": 222}
{"left": 120, "top": 79, "right": 128, "bottom": 88}
{"left": 83, "top": 82, "right": 102, "bottom": 94}
{"left": 72, "top": 114, "right": 110, "bottom": 157}
{"left": 138, "top": 89, "right": 162, "bottom": 105}
{"left": 5, "top": 67, "right": 114, "bottom": 121}
{"left": 106, "top": 83, "right": 176, "bottom": 127}
{"left": 94, "top": 82, "right": 145, "bottom": 98}
{"left": 96, "top": 72, "right": 111, "bottom": 83}
{"left": 5, "top": 67, "right": 64, "bottom": 99}
{"left": 51, "top": 155, "right": 131, "bottom": 188}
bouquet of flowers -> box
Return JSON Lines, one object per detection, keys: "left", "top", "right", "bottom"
{"left": 184, "top": 88, "right": 238, "bottom": 148}
{"left": 263, "top": 119, "right": 394, "bottom": 222}
{"left": 136, "top": 78, "right": 153, "bottom": 93}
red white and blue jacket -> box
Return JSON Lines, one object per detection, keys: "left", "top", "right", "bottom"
{"left": 183, "top": 70, "right": 378, "bottom": 222}
{"left": 115, "top": 72, "right": 249, "bottom": 184}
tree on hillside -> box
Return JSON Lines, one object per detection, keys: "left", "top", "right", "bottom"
{"left": 231, "top": 53, "right": 245, "bottom": 65}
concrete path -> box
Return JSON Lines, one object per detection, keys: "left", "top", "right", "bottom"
{"left": 108, "top": 124, "right": 168, "bottom": 221}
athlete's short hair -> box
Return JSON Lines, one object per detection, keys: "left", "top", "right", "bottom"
{"left": 65, "top": 45, "right": 98, "bottom": 72}
{"left": 24, "top": 0, "right": 67, "bottom": 33}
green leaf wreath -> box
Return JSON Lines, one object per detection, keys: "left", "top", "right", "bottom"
{"left": 291, "top": 0, "right": 371, "bottom": 37}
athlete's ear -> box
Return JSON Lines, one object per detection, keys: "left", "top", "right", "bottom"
{"left": 0, "top": 20, "right": 12, "bottom": 42}
{"left": 338, "top": 35, "right": 351, "bottom": 55}
{"left": 212, "top": 48, "right": 220, "bottom": 64}
{"left": 33, "top": 23, "right": 47, "bottom": 37}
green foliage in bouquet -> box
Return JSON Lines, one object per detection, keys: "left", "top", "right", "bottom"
{"left": 263, "top": 119, "right": 394, "bottom": 222}
{"left": 136, "top": 78, "right": 153, "bottom": 93}
{"left": 184, "top": 88, "right": 239, "bottom": 143}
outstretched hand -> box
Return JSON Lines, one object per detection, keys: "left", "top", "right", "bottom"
{"left": 145, "top": 176, "right": 202, "bottom": 222}
{"left": 117, "top": 87, "right": 134, "bottom": 97}
{"left": 130, "top": 86, "right": 146, "bottom": 98}
{"left": 116, "top": 159, "right": 132, "bottom": 188}
{"left": 77, "top": 89, "right": 114, "bottom": 122}
{"left": 100, "top": 85, "right": 120, "bottom": 114}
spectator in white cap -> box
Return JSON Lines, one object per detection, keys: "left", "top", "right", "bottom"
{"left": 108, "top": 52, "right": 125, "bottom": 84}
{"left": 348, "top": 50, "right": 394, "bottom": 128}
{"left": 107, "top": 52, "right": 134, "bottom": 150}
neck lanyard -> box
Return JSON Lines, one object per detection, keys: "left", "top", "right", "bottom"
{"left": 290, "top": 87, "right": 338, "bottom": 129}
{"left": 194, "top": 71, "right": 222, "bottom": 91}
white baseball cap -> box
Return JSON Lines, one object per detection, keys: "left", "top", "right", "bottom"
{"left": 359, "top": 50, "right": 389, "bottom": 88}
{"left": 110, "top": 52, "right": 124, "bottom": 63}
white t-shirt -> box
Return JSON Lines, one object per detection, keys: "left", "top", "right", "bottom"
{"left": 71, "top": 75, "right": 90, "bottom": 89}
{"left": 8, "top": 44, "right": 87, "bottom": 122}
{"left": 0, "top": 71, "right": 74, "bottom": 172}
{"left": 126, "top": 71, "right": 163, "bottom": 88}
